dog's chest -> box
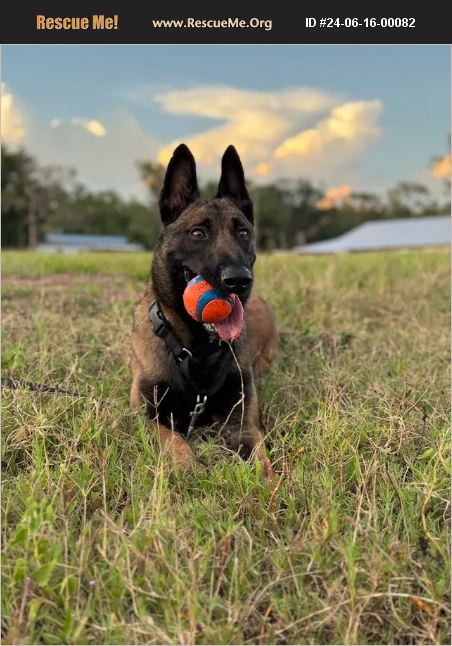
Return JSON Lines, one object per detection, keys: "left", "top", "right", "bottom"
{"left": 140, "top": 369, "right": 246, "bottom": 435}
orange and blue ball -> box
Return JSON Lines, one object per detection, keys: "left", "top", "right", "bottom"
{"left": 183, "top": 275, "right": 234, "bottom": 323}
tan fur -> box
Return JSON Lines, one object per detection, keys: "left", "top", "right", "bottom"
{"left": 130, "top": 143, "right": 279, "bottom": 475}
{"left": 130, "top": 286, "right": 278, "bottom": 476}
{"left": 246, "top": 296, "right": 280, "bottom": 375}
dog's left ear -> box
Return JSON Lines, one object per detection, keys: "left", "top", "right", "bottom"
{"left": 216, "top": 146, "right": 253, "bottom": 223}
{"left": 159, "top": 144, "right": 200, "bottom": 224}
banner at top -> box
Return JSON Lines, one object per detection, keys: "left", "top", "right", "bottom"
{"left": 1, "top": 2, "right": 451, "bottom": 44}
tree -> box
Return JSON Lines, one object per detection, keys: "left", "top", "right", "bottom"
{"left": 287, "top": 180, "right": 324, "bottom": 245}
{"left": 387, "top": 181, "right": 444, "bottom": 217}
{"left": 251, "top": 183, "right": 293, "bottom": 249}
{"left": 137, "top": 160, "right": 166, "bottom": 243}
{"left": 3, "top": 143, "right": 449, "bottom": 252}
{"left": 1, "top": 147, "right": 35, "bottom": 247}
{"left": 2, "top": 146, "right": 73, "bottom": 248}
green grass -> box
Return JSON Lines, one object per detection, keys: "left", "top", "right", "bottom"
{"left": 2, "top": 249, "right": 450, "bottom": 645}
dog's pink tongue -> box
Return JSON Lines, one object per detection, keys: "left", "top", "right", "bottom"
{"left": 214, "top": 296, "right": 244, "bottom": 341}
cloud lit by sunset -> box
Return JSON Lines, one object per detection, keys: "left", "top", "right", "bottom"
{"left": 254, "top": 161, "right": 272, "bottom": 176}
{"left": 1, "top": 46, "right": 449, "bottom": 200}
{"left": 430, "top": 153, "right": 451, "bottom": 180}
{"left": 274, "top": 101, "right": 382, "bottom": 160}
{"left": 1, "top": 83, "right": 25, "bottom": 144}
{"left": 50, "top": 116, "right": 107, "bottom": 137}
{"left": 316, "top": 184, "right": 353, "bottom": 210}
{"left": 155, "top": 85, "right": 337, "bottom": 168}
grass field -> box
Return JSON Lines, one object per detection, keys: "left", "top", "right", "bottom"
{"left": 1, "top": 249, "right": 450, "bottom": 645}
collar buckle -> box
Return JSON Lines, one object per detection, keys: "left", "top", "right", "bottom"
{"left": 178, "top": 347, "right": 193, "bottom": 362}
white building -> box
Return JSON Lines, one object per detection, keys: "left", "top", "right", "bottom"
{"left": 294, "top": 215, "right": 451, "bottom": 254}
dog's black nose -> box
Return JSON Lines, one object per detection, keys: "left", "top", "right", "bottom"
{"left": 220, "top": 266, "right": 252, "bottom": 293}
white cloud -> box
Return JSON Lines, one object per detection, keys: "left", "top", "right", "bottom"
{"left": 50, "top": 117, "right": 107, "bottom": 137}
{"left": 274, "top": 100, "right": 382, "bottom": 159}
{"left": 1, "top": 82, "right": 26, "bottom": 144}
{"left": 23, "top": 109, "right": 156, "bottom": 198}
{"left": 2, "top": 85, "right": 156, "bottom": 199}
{"left": 153, "top": 86, "right": 384, "bottom": 185}
{"left": 50, "top": 117, "right": 63, "bottom": 129}
{"left": 2, "top": 81, "right": 387, "bottom": 199}
{"left": 82, "top": 119, "right": 106, "bottom": 137}
{"left": 155, "top": 86, "right": 337, "bottom": 167}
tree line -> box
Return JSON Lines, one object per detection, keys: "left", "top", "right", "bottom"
{"left": 2, "top": 145, "right": 450, "bottom": 250}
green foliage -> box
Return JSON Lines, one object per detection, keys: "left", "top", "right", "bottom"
{"left": 1, "top": 147, "right": 159, "bottom": 251}
{"left": 53, "top": 186, "right": 157, "bottom": 250}
{"left": 1, "top": 250, "right": 450, "bottom": 644}
{"left": 2, "top": 145, "right": 450, "bottom": 251}
{"left": 1, "top": 147, "right": 72, "bottom": 248}
{"left": 1, "top": 147, "right": 34, "bottom": 247}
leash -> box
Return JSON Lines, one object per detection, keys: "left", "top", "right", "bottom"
{"left": 149, "top": 299, "right": 232, "bottom": 433}
{"left": 1, "top": 377, "right": 83, "bottom": 398}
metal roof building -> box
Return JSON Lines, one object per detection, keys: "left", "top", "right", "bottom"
{"left": 294, "top": 215, "right": 451, "bottom": 254}
{"left": 37, "top": 233, "right": 144, "bottom": 253}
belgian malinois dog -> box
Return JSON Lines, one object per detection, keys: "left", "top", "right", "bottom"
{"left": 130, "top": 144, "right": 279, "bottom": 476}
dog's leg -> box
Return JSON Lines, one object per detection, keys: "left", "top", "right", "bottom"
{"left": 130, "top": 355, "right": 144, "bottom": 409}
{"left": 130, "top": 378, "right": 142, "bottom": 409}
{"left": 154, "top": 423, "right": 197, "bottom": 471}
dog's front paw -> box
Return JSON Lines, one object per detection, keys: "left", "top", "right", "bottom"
{"left": 169, "top": 444, "right": 198, "bottom": 473}
{"left": 158, "top": 426, "right": 198, "bottom": 473}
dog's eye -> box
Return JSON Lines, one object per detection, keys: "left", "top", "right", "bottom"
{"left": 190, "top": 228, "right": 206, "bottom": 240}
{"left": 238, "top": 228, "right": 249, "bottom": 240}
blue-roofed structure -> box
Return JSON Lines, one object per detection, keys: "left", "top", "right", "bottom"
{"left": 37, "top": 233, "right": 145, "bottom": 253}
{"left": 294, "top": 215, "right": 451, "bottom": 254}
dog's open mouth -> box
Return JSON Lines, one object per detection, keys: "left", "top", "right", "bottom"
{"left": 212, "top": 294, "right": 244, "bottom": 341}
{"left": 183, "top": 266, "right": 197, "bottom": 283}
{"left": 182, "top": 265, "right": 244, "bottom": 341}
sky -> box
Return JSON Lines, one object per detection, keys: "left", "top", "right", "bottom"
{"left": 1, "top": 45, "right": 450, "bottom": 205}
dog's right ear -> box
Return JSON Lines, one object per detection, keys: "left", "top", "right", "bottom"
{"left": 216, "top": 145, "right": 253, "bottom": 223}
{"left": 159, "top": 144, "right": 200, "bottom": 224}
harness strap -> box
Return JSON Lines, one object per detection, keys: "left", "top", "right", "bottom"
{"left": 148, "top": 300, "right": 229, "bottom": 399}
{"left": 149, "top": 300, "right": 192, "bottom": 363}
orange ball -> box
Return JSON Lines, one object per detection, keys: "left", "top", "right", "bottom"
{"left": 183, "top": 275, "right": 234, "bottom": 323}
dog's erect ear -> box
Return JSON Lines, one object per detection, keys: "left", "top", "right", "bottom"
{"left": 216, "top": 145, "right": 253, "bottom": 223}
{"left": 159, "top": 144, "right": 200, "bottom": 224}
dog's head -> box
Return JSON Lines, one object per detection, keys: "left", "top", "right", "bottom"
{"left": 153, "top": 144, "right": 255, "bottom": 333}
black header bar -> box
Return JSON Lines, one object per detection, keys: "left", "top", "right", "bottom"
{"left": 1, "top": 2, "right": 451, "bottom": 44}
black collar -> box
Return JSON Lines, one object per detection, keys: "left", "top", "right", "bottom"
{"left": 148, "top": 299, "right": 231, "bottom": 398}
